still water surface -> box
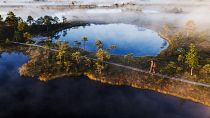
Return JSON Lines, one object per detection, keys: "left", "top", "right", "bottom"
{"left": 0, "top": 52, "right": 210, "bottom": 118}
{"left": 52, "top": 24, "right": 168, "bottom": 56}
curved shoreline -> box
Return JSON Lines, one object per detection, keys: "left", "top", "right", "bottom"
{"left": 84, "top": 72, "right": 210, "bottom": 107}
{"left": 3, "top": 23, "right": 209, "bottom": 107}
{"left": 158, "top": 32, "right": 171, "bottom": 52}
{"left": 10, "top": 40, "right": 210, "bottom": 107}
{"left": 28, "top": 66, "right": 210, "bottom": 107}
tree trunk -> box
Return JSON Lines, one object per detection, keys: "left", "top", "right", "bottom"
{"left": 190, "top": 67, "right": 193, "bottom": 76}
{"left": 149, "top": 61, "right": 154, "bottom": 73}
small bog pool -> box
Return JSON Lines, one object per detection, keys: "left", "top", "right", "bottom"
{"left": 52, "top": 23, "right": 168, "bottom": 56}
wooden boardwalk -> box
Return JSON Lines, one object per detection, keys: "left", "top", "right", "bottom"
{"left": 12, "top": 41, "right": 210, "bottom": 88}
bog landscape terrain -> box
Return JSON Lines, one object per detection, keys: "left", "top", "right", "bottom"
{"left": 0, "top": 0, "right": 210, "bottom": 118}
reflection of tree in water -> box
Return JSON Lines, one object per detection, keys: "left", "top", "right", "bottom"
{"left": 161, "top": 40, "right": 167, "bottom": 49}
{"left": 62, "top": 30, "right": 67, "bottom": 37}
{"left": 52, "top": 33, "right": 61, "bottom": 40}
{"left": 178, "top": 99, "right": 187, "bottom": 109}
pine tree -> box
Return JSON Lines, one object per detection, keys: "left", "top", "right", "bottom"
{"left": 17, "top": 21, "right": 28, "bottom": 32}
{"left": 23, "top": 32, "right": 32, "bottom": 42}
{"left": 82, "top": 36, "right": 88, "bottom": 50}
{"left": 186, "top": 43, "right": 198, "bottom": 76}
{"left": 95, "top": 49, "right": 110, "bottom": 74}
{"left": 5, "top": 11, "right": 18, "bottom": 28}
{"left": 27, "top": 16, "right": 34, "bottom": 25}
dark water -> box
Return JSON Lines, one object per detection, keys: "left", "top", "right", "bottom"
{"left": 52, "top": 24, "right": 168, "bottom": 56}
{"left": 0, "top": 52, "right": 210, "bottom": 118}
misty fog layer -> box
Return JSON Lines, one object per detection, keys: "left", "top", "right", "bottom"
{"left": 1, "top": 0, "right": 210, "bottom": 32}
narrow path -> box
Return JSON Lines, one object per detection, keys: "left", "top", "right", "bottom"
{"left": 12, "top": 42, "right": 210, "bottom": 88}
{"left": 106, "top": 61, "right": 210, "bottom": 88}
{"left": 12, "top": 42, "right": 58, "bottom": 51}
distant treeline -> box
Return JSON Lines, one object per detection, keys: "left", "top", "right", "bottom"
{"left": 0, "top": 11, "right": 87, "bottom": 42}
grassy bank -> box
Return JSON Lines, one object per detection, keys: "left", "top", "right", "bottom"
{"left": 85, "top": 65, "right": 210, "bottom": 107}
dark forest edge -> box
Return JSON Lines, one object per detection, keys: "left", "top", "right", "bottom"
{"left": 0, "top": 11, "right": 90, "bottom": 41}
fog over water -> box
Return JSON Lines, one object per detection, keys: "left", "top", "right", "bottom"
{"left": 0, "top": 52, "right": 210, "bottom": 118}
{"left": 1, "top": 0, "right": 210, "bottom": 31}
